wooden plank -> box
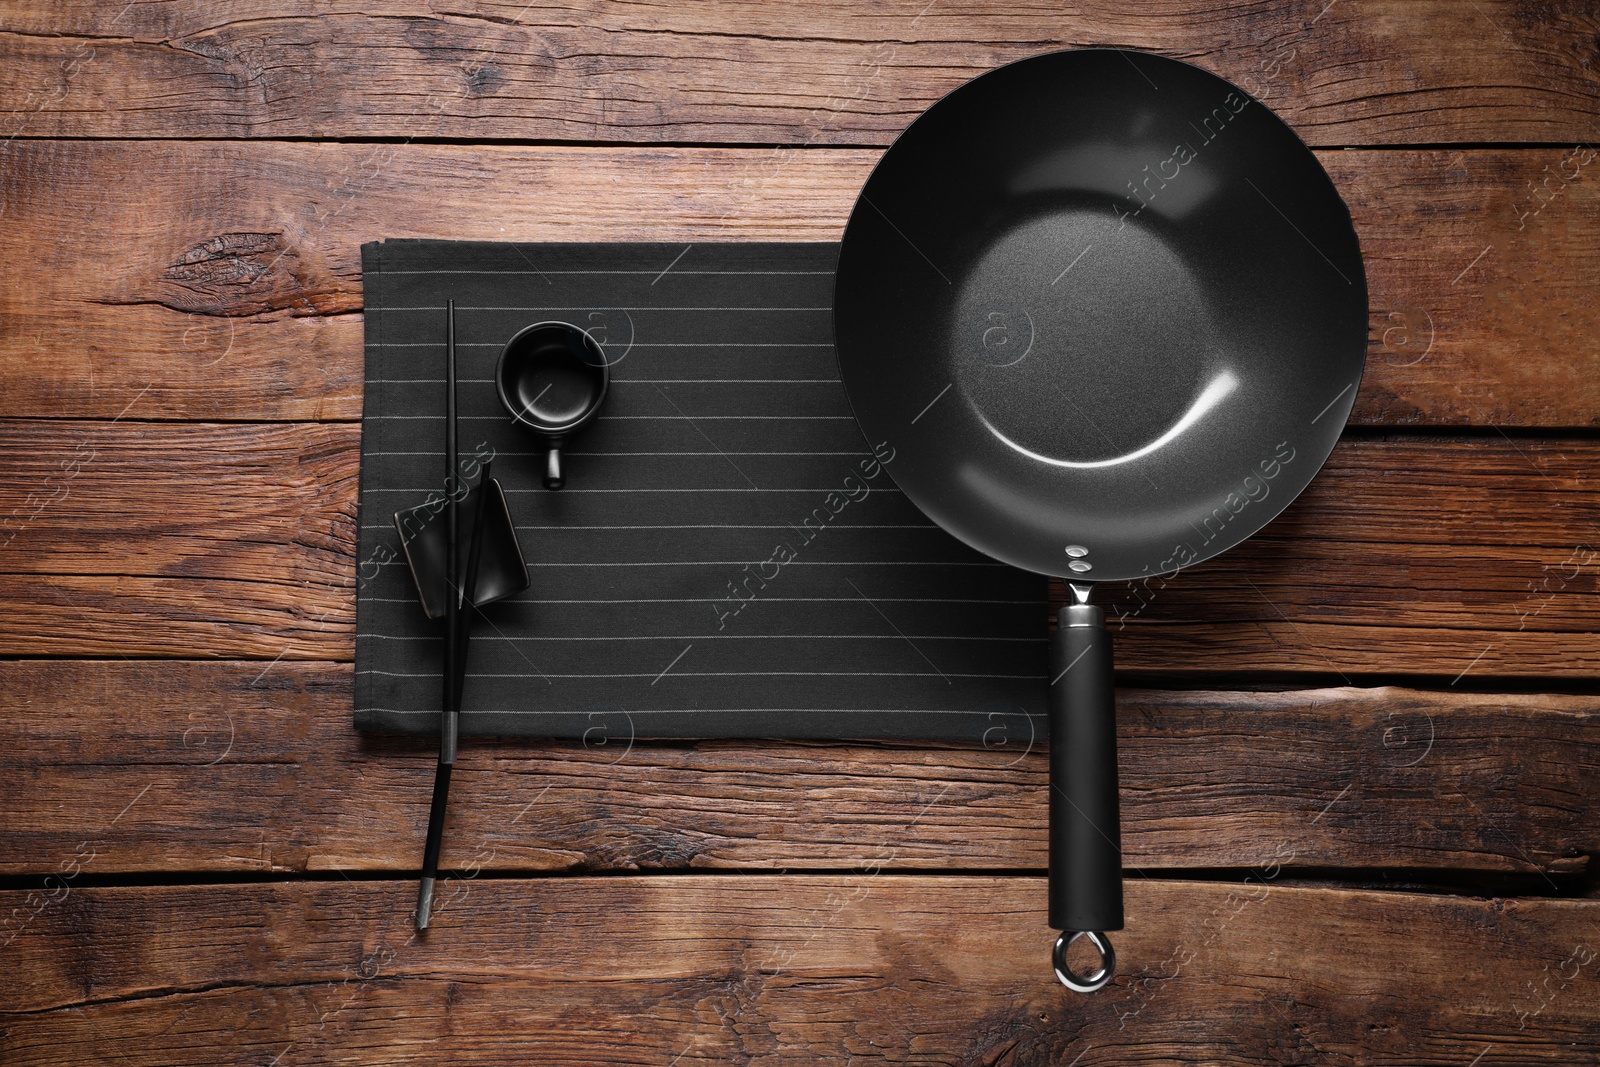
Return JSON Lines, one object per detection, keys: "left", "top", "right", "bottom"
{"left": 1063, "top": 433, "right": 1600, "bottom": 677}
{"left": 0, "top": 420, "right": 353, "bottom": 580}
{"left": 4, "top": 421, "right": 1599, "bottom": 673}
{"left": 2, "top": 1, "right": 1597, "bottom": 145}
{"left": 2, "top": 661, "right": 1595, "bottom": 876}
{"left": 4, "top": 876, "right": 1598, "bottom": 1064}
{"left": 1334, "top": 146, "right": 1600, "bottom": 428}
{"left": 0, "top": 419, "right": 354, "bottom": 659}
{"left": 1, "top": 141, "right": 1595, "bottom": 425}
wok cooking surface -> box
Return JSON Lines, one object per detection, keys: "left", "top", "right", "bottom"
{"left": 952, "top": 206, "right": 1214, "bottom": 468}
{"left": 836, "top": 48, "right": 1368, "bottom": 582}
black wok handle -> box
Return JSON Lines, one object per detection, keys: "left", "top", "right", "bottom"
{"left": 1049, "top": 588, "right": 1123, "bottom": 991}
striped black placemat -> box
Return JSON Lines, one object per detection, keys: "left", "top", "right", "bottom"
{"left": 355, "top": 240, "right": 1047, "bottom": 741}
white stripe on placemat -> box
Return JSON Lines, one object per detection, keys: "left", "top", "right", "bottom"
{"left": 359, "top": 707, "right": 1043, "bottom": 716}
{"left": 375, "top": 269, "right": 835, "bottom": 276}
{"left": 366, "top": 341, "right": 835, "bottom": 348}
{"left": 370, "top": 378, "right": 840, "bottom": 384}
{"left": 360, "top": 595, "right": 1038, "bottom": 605}
{"left": 378, "top": 305, "right": 831, "bottom": 312}
{"left": 357, "top": 670, "right": 1037, "bottom": 679}
{"left": 358, "top": 632, "right": 1038, "bottom": 642}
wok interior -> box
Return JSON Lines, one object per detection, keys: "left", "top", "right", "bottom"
{"left": 834, "top": 49, "right": 1367, "bottom": 582}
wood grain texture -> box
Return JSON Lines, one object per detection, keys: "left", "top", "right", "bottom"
{"left": 1067, "top": 433, "right": 1600, "bottom": 677}
{"left": 1, "top": 5, "right": 1596, "bottom": 1060}
{"left": 2, "top": 661, "right": 1596, "bottom": 877}
{"left": 5, "top": 876, "right": 1599, "bottom": 1065}
{"left": 0, "top": 419, "right": 354, "bottom": 658}
{"left": 5, "top": 421, "right": 1599, "bottom": 673}
{"left": 2, "top": 1, "right": 1598, "bottom": 145}
{"left": 2, "top": 142, "right": 1596, "bottom": 425}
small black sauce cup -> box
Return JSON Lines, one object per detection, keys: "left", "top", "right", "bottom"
{"left": 495, "top": 321, "right": 610, "bottom": 489}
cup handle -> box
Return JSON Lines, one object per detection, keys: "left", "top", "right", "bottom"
{"left": 543, "top": 441, "right": 565, "bottom": 490}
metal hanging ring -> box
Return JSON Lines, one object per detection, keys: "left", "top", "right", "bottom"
{"left": 1053, "top": 930, "right": 1115, "bottom": 993}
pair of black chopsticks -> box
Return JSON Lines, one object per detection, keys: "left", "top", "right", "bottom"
{"left": 417, "top": 299, "right": 491, "bottom": 930}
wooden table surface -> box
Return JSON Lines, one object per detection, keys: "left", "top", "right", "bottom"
{"left": 4, "top": 3, "right": 1600, "bottom": 1064}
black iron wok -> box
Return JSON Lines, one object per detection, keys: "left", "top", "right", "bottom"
{"left": 833, "top": 48, "right": 1367, "bottom": 991}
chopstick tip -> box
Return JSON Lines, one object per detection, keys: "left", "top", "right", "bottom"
{"left": 415, "top": 876, "right": 435, "bottom": 930}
